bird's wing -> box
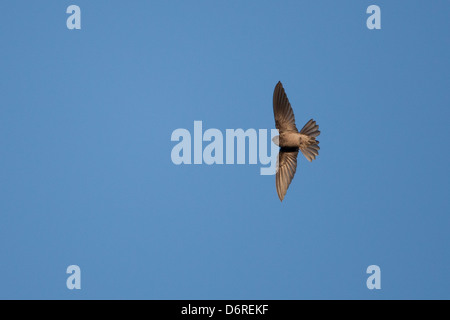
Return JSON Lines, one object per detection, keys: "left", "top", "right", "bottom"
{"left": 273, "top": 81, "right": 298, "bottom": 133}
{"left": 276, "top": 148, "right": 299, "bottom": 201}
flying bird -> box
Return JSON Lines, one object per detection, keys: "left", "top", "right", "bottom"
{"left": 272, "top": 81, "right": 320, "bottom": 201}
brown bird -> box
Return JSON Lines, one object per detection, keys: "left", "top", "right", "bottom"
{"left": 272, "top": 81, "right": 320, "bottom": 201}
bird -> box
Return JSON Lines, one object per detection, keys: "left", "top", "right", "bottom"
{"left": 272, "top": 81, "right": 320, "bottom": 201}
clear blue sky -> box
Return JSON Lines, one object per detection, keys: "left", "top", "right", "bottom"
{"left": 1, "top": 1, "right": 449, "bottom": 299}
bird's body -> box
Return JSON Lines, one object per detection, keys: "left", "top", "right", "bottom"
{"left": 278, "top": 132, "right": 314, "bottom": 149}
{"left": 272, "top": 81, "right": 321, "bottom": 201}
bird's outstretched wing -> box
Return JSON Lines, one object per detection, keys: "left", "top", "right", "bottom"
{"left": 273, "top": 81, "right": 298, "bottom": 133}
{"left": 276, "top": 148, "right": 299, "bottom": 201}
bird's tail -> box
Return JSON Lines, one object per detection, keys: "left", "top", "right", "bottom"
{"left": 299, "top": 119, "right": 320, "bottom": 162}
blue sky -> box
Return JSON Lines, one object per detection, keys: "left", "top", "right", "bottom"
{"left": 0, "top": 1, "right": 449, "bottom": 299}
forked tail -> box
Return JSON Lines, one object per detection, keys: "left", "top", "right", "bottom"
{"left": 299, "top": 119, "right": 320, "bottom": 162}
